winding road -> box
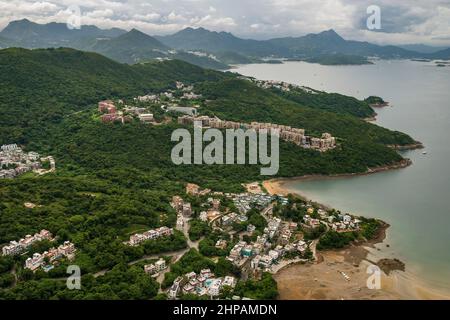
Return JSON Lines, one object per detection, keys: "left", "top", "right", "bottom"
{"left": 94, "top": 216, "right": 202, "bottom": 282}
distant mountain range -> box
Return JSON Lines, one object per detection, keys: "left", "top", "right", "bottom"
{"left": 398, "top": 44, "right": 449, "bottom": 54}
{"left": 154, "top": 27, "right": 286, "bottom": 57}
{"left": 156, "top": 27, "right": 450, "bottom": 60}
{"left": 0, "top": 19, "right": 228, "bottom": 69}
{"left": 1, "top": 19, "right": 449, "bottom": 69}
{"left": 0, "top": 19, "right": 125, "bottom": 49}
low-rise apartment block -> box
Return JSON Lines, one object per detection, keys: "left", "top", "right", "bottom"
{"left": 178, "top": 115, "right": 337, "bottom": 152}
{"left": 127, "top": 227, "right": 174, "bottom": 246}
{"left": 24, "top": 241, "right": 76, "bottom": 272}
{"left": 144, "top": 258, "right": 167, "bottom": 276}
{"left": 2, "top": 229, "right": 53, "bottom": 256}
{"left": 168, "top": 269, "right": 236, "bottom": 299}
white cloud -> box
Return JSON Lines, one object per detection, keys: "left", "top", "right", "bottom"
{"left": 0, "top": 0, "right": 449, "bottom": 45}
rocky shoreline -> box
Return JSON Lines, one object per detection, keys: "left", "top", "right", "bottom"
{"left": 376, "top": 258, "right": 406, "bottom": 275}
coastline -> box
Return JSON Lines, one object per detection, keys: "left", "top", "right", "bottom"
{"left": 263, "top": 164, "right": 450, "bottom": 300}
{"left": 263, "top": 158, "right": 413, "bottom": 197}
{"left": 388, "top": 142, "right": 424, "bottom": 151}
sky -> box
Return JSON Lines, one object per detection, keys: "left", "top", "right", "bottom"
{"left": 1, "top": 0, "right": 450, "bottom": 46}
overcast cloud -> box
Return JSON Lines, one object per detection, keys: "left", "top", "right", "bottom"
{"left": 1, "top": 0, "right": 449, "bottom": 45}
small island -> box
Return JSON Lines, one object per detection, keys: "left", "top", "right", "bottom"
{"left": 303, "top": 54, "right": 373, "bottom": 66}
{"left": 364, "top": 96, "right": 389, "bottom": 108}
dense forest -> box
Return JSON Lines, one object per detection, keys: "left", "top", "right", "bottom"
{"left": 0, "top": 48, "right": 418, "bottom": 299}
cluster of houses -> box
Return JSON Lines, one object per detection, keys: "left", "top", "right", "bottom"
{"left": 174, "top": 183, "right": 227, "bottom": 226}
{"left": 25, "top": 241, "right": 76, "bottom": 272}
{"left": 253, "top": 79, "right": 293, "bottom": 92}
{"left": 98, "top": 81, "right": 204, "bottom": 125}
{"left": 0, "top": 144, "right": 55, "bottom": 179}
{"left": 98, "top": 100, "right": 133, "bottom": 124}
{"left": 220, "top": 212, "right": 248, "bottom": 227}
{"left": 251, "top": 240, "right": 308, "bottom": 271}
{"left": 165, "top": 182, "right": 363, "bottom": 293}
{"left": 330, "top": 213, "right": 361, "bottom": 232}
{"left": 134, "top": 94, "right": 160, "bottom": 103}
{"left": 2, "top": 229, "right": 53, "bottom": 256}
{"left": 302, "top": 206, "right": 361, "bottom": 233}
{"left": 303, "top": 213, "right": 323, "bottom": 229}
{"left": 1, "top": 229, "right": 76, "bottom": 273}
{"left": 186, "top": 183, "right": 211, "bottom": 197}
{"left": 134, "top": 82, "right": 203, "bottom": 117}
{"left": 144, "top": 258, "right": 167, "bottom": 277}
{"left": 215, "top": 239, "right": 228, "bottom": 250}
{"left": 168, "top": 269, "right": 236, "bottom": 299}
{"left": 231, "top": 193, "right": 278, "bottom": 214}
{"left": 123, "top": 106, "right": 156, "bottom": 124}
{"left": 228, "top": 234, "right": 308, "bottom": 273}
{"left": 198, "top": 197, "right": 222, "bottom": 222}
{"left": 171, "top": 195, "right": 193, "bottom": 229}
{"left": 240, "top": 77, "right": 319, "bottom": 95}
{"left": 178, "top": 115, "right": 337, "bottom": 152}
{"left": 126, "top": 227, "right": 174, "bottom": 246}
{"left": 175, "top": 81, "right": 202, "bottom": 101}
{"left": 226, "top": 213, "right": 309, "bottom": 272}
{"left": 100, "top": 100, "right": 156, "bottom": 124}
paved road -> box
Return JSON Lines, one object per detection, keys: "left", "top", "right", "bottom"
{"left": 94, "top": 217, "right": 202, "bottom": 279}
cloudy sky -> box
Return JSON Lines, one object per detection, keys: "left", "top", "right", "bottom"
{"left": 1, "top": 0, "right": 450, "bottom": 45}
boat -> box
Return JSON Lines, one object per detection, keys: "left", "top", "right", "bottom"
{"left": 422, "top": 151, "right": 427, "bottom": 155}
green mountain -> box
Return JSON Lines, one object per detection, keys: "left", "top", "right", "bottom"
{"left": 0, "top": 47, "right": 226, "bottom": 142}
{"left": 267, "top": 29, "right": 421, "bottom": 59}
{"left": 0, "top": 47, "right": 414, "bottom": 169}
{"left": 0, "top": 19, "right": 126, "bottom": 48}
{"left": 156, "top": 27, "right": 286, "bottom": 57}
{"left": 2, "top": 20, "right": 445, "bottom": 69}
{"left": 87, "top": 29, "right": 170, "bottom": 64}
{"left": 399, "top": 44, "right": 448, "bottom": 54}
{"left": 157, "top": 27, "right": 424, "bottom": 59}
{"left": 87, "top": 29, "right": 229, "bottom": 69}
{"left": 0, "top": 20, "right": 230, "bottom": 70}
{"left": 429, "top": 47, "right": 450, "bottom": 60}
{"left": 0, "top": 36, "right": 15, "bottom": 49}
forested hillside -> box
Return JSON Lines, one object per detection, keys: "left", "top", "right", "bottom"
{"left": 0, "top": 48, "right": 417, "bottom": 299}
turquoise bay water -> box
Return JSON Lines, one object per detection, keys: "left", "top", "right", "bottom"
{"left": 234, "top": 60, "right": 450, "bottom": 292}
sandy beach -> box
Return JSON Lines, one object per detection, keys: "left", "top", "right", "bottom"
{"left": 274, "top": 244, "right": 450, "bottom": 300}
{"left": 264, "top": 178, "right": 450, "bottom": 300}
